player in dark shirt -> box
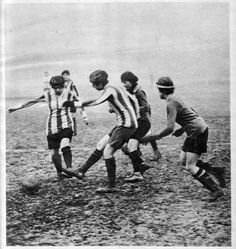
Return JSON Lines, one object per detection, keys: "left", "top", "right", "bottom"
{"left": 120, "top": 71, "right": 160, "bottom": 182}
{"left": 142, "top": 76, "right": 225, "bottom": 201}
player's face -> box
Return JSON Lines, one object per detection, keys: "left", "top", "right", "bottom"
{"left": 62, "top": 74, "right": 69, "bottom": 81}
{"left": 92, "top": 82, "right": 104, "bottom": 91}
{"left": 53, "top": 86, "right": 64, "bottom": 95}
{"left": 122, "top": 81, "right": 132, "bottom": 91}
{"left": 157, "top": 88, "right": 165, "bottom": 99}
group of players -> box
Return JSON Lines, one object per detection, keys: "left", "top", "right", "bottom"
{"left": 8, "top": 69, "right": 226, "bottom": 201}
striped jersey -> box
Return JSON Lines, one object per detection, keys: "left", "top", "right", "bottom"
{"left": 91, "top": 84, "right": 139, "bottom": 128}
{"left": 44, "top": 88, "right": 78, "bottom": 135}
{"left": 64, "top": 78, "right": 79, "bottom": 99}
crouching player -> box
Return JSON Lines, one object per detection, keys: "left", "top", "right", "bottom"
{"left": 8, "top": 76, "right": 84, "bottom": 181}
{"left": 141, "top": 76, "right": 225, "bottom": 201}
{"left": 63, "top": 70, "right": 151, "bottom": 193}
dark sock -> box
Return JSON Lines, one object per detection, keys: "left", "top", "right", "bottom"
{"left": 129, "top": 150, "right": 144, "bottom": 172}
{"left": 83, "top": 149, "right": 103, "bottom": 173}
{"left": 150, "top": 140, "right": 158, "bottom": 151}
{"left": 196, "top": 160, "right": 212, "bottom": 171}
{"left": 193, "top": 168, "right": 219, "bottom": 192}
{"left": 51, "top": 154, "right": 62, "bottom": 173}
{"left": 105, "top": 157, "right": 116, "bottom": 187}
{"left": 62, "top": 146, "right": 72, "bottom": 168}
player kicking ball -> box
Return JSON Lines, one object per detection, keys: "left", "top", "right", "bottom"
{"left": 8, "top": 76, "right": 84, "bottom": 182}
{"left": 63, "top": 70, "right": 151, "bottom": 193}
{"left": 141, "top": 76, "right": 225, "bottom": 201}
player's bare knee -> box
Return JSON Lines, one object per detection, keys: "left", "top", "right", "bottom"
{"left": 185, "top": 164, "right": 198, "bottom": 175}
{"left": 60, "top": 138, "right": 70, "bottom": 149}
{"left": 97, "top": 135, "right": 110, "bottom": 151}
{"left": 127, "top": 139, "right": 139, "bottom": 153}
{"left": 103, "top": 144, "right": 115, "bottom": 159}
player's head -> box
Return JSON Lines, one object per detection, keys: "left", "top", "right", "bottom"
{"left": 156, "top": 76, "right": 175, "bottom": 99}
{"left": 120, "top": 71, "right": 138, "bottom": 92}
{"left": 61, "top": 70, "right": 70, "bottom": 76}
{"left": 50, "top": 76, "right": 65, "bottom": 95}
{"left": 44, "top": 71, "right": 50, "bottom": 77}
{"left": 89, "top": 70, "right": 108, "bottom": 91}
{"left": 61, "top": 70, "right": 70, "bottom": 81}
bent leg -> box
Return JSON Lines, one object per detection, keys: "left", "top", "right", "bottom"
{"left": 186, "top": 152, "right": 223, "bottom": 200}
{"left": 149, "top": 140, "right": 162, "bottom": 161}
{"left": 61, "top": 138, "right": 72, "bottom": 168}
{"left": 51, "top": 149, "right": 62, "bottom": 174}
{"left": 179, "top": 151, "right": 187, "bottom": 166}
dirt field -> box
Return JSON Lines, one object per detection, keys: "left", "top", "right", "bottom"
{"left": 5, "top": 81, "right": 231, "bottom": 246}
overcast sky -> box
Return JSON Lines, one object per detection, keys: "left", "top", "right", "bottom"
{"left": 3, "top": 2, "right": 230, "bottom": 97}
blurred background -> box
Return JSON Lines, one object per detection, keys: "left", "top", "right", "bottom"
{"left": 4, "top": 2, "right": 229, "bottom": 101}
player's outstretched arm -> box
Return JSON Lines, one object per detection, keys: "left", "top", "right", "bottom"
{"left": 172, "top": 128, "right": 185, "bottom": 137}
{"left": 8, "top": 95, "right": 45, "bottom": 113}
{"left": 141, "top": 127, "right": 174, "bottom": 144}
{"left": 80, "top": 107, "right": 89, "bottom": 125}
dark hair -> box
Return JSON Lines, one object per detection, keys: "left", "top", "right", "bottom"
{"left": 120, "top": 71, "right": 138, "bottom": 85}
{"left": 61, "top": 70, "right": 70, "bottom": 76}
{"left": 158, "top": 88, "right": 175, "bottom": 95}
{"left": 50, "top": 76, "right": 65, "bottom": 88}
{"left": 89, "top": 70, "right": 108, "bottom": 84}
{"left": 156, "top": 76, "right": 175, "bottom": 95}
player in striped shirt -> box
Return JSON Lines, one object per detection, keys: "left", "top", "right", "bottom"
{"left": 120, "top": 71, "right": 161, "bottom": 182}
{"left": 63, "top": 70, "right": 150, "bottom": 193}
{"left": 141, "top": 76, "right": 225, "bottom": 201}
{"left": 43, "top": 71, "right": 51, "bottom": 91}
{"left": 61, "top": 70, "right": 89, "bottom": 135}
{"left": 8, "top": 76, "right": 84, "bottom": 181}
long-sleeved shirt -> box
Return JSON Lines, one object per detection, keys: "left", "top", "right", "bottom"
{"left": 88, "top": 84, "right": 139, "bottom": 128}
{"left": 163, "top": 95, "right": 207, "bottom": 137}
{"left": 132, "top": 85, "right": 151, "bottom": 120}
{"left": 44, "top": 88, "right": 79, "bottom": 135}
{"left": 64, "top": 78, "right": 88, "bottom": 119}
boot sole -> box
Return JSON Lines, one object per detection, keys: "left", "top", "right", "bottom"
{"left": 209, "top": 190, "right": 224, "bottom": 202}
{"left": 96, "top": 189, "right": 117, "bottom": 193}
{"left": 124, "top": 178, "right": 144, "bottom": 183}
{"left": 214, "top": 167, "right": 226, "bottom": 188}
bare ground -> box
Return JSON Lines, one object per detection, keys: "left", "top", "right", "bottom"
{"left": 5, "top": 101, "right": 231, "bottom": 246}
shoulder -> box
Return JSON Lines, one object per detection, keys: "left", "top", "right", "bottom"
{"left": 105, "top": 84, "right": 120, "bottom": 94}
{"left": 135, "top": 86, "right": 146, "bottom": 96}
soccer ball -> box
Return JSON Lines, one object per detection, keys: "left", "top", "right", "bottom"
{"left": 22, "top": 174, "right": 40, "bottom": 194}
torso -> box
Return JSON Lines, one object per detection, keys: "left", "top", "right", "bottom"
{"left": 167, "top": 95, "right": 207, "bottom": 136}
{"left": 44, "top": 89, "right": 75, "bottom": 135}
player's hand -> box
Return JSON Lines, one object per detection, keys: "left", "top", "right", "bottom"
{"left": 172, "top": 129, "right": 184, "bottom": 137}
{"left": 109, "top": 108, "right": 115, "bottom": 113}
{"left": 83, "top": 117, "right": 89, "bottom": 125}
{"left": 63, "top": 101, "right": 75, "bottom": 108}
{"left": 8, "top": 108, "right": 18, "bottom": 113}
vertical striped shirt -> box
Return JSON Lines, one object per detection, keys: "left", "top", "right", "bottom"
{"left": 44, "top": 89, "right": 78, "bottom": 135}
{"left": 64, "top": 78, "right": 79, "bottom": 99}
{"left": 91, "top": 84, "right": 139, "bottom": 128}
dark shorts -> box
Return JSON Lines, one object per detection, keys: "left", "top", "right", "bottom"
{"left": 132, "top": 118, "right": 151, "bottom": 141}
{"left": 47, "top": 128, "right": 73, "bottom": 150}
{"left": 108, "top": 126, "right": 137, "bottom": 150}
{"left": 70, "top": 107, "right": 77, "bottom": 113}
{"left": 182, "top": 128, "right": 208, "bottom": 155}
